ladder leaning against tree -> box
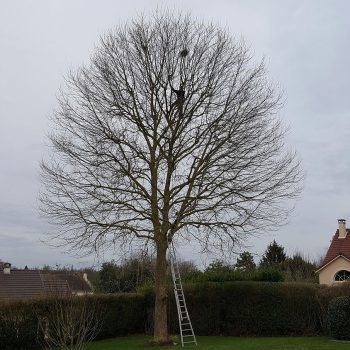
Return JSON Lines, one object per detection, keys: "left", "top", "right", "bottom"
{"left": 168, "top": 238, "right": 197, "bottom": 347}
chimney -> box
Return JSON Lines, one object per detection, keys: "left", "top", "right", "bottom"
{"left": 338, "top": 219, "right": 347, "bottom": 239}
{"left": 83, "top": 273, "right": 93, "bottom": 290}
{"left": 3, "top": 262, "right": 11, "bottom": 274}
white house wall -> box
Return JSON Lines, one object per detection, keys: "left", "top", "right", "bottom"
{"left": 319, "top": 256, "right": 350, "bottom": 285}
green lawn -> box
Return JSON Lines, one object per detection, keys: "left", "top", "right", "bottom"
{"left": 86, "top": 336, "right": 350, "bottom": 350}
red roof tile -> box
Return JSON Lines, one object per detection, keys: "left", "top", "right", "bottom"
{"left": 320, "top": 229, "right": 350, "bottom": 268}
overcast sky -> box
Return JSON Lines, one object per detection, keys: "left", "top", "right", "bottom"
{"left": 1, "top": 0, "right": 349, "bottom": 269}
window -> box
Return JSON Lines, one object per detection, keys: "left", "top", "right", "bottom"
{"left": 334, "top": 270, "right": 350, "bottom": 282}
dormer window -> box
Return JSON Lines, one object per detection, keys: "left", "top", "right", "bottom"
{"left": 334, "top": 270, "right": 350, "bottom": 282}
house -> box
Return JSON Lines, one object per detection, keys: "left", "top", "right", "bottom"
{"left": 0, "top": 262, "right": 93, "bottom": 300}
{"left": 316, "top": 219, "right": 350, "bottom": 285}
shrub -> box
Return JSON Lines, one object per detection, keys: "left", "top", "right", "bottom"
{"left": 328, "top": 296, "right": 350, "bottom": 340}
{"left": 38, "top": 295, "right": 103, "bottom": 350}
{"left": 316, "top": 282, "right": 350, "bottom": 331}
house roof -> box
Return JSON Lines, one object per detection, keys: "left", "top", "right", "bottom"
{"left": 0, "top": 264, "right": 92, "bottom": 300}
{"left": 318, "top": 229, "right": 350, "bottom": 270}
{"left": 41, "top": 273, "right": 92, "bottom": 293}
{"left": 42, "top": 278, "right": 70, "bottom": 297}
{"left": 0, "top": 268, "right": 45, "bottom": 300}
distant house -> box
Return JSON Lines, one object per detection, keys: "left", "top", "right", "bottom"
{"left": 316, "top": 219, "right": 350, "bottom": 285}
{"left": 0, "top": 262, "right": 93, "bottom": 300}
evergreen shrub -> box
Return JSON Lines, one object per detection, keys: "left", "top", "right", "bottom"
{"left": 327, "top": 296, "right": 350, "bottom": 340}
{"left": 315, "top": 281, "right": 350, "bottom": 331}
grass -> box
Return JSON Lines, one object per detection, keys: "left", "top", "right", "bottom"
{"left": 86, "top": 336, "right": 350, "bottom": 350}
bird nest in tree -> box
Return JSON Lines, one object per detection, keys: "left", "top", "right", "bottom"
{"left": 179, "top": 49, "right": 189, "bottom": 57}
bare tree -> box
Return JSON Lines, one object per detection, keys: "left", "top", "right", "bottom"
{"left": 38, "top": 296, "right": 103, "bottom": 350}
{"left": 40, "top": 13, "right": 302, "bottom": 343}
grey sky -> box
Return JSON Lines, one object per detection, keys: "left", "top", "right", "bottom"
{"left": 1, "top": 0, "right": 349, "bottom": 268}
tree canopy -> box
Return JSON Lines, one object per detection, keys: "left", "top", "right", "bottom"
{"left": 40, "top": 12, "right": 302, "bottom": 343}
{"left": 235, "top": 251, "right": 256, "bottom": 271}
{"left": 260, "top": 240, "right": 287, "bottom": 268}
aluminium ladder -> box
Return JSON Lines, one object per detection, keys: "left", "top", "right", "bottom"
{"left": 168, "top": 240, "right": 197, "bottom": 347}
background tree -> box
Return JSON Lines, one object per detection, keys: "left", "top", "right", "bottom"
{"left": 235, "top": 251, "right": 256, "bottom": 272}
{"left": 204, "top": 260, "right": 232, "bottom": 274}
{"left": 260, "top": 240, "right": 287, "bottom": 268}
{"left": 283, "top": 253, "right": 317, "bottom": 282}
{"left": 40, "top": 13, "right": 302, "bottom": 343}
{"left": 97, "top": 256, "right": 154, "bottom": 293}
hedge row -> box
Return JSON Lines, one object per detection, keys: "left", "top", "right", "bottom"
{"left": 163, "top": 282, "right": 322, "bottom": 336}
{"left": 1, "top": 282, "right": 350, "bottom": 349}
{"left": 182, "top": 268, "right": 284, "bottom": 283}
{"left": 0, "top": 294, "right": 146, "bottom": 350}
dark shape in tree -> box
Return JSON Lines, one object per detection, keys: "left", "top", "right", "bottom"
{"left": 40, "top": 13, "right": 302, "bottom": 343}
{"left": 235, "top": 251, "right": 256, "bottom": 272}
{"left": 260, "top": 240, "right": 287, "bottom": 268}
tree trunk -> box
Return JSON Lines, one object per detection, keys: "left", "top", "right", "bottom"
{"left": 153, "top": 240, "right": 169, "bottom": 343}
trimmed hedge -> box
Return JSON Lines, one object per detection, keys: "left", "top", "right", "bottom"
{"left": 164, "top": 282, "right": 322, "bottom": 336}
{"left": 327, "top": 296, "right": 350, "bottom": 340}
{"left": 0, "top": 293, "right": 146, "bottom": 350}
{"left": 182, "top": 268, "right": 284, "bottom": 283}
{"left": 0, "top": 300, "right": 39, "bottom": 350}
{"left": 93, "top": 294, "right": 147, "bottom": 338}
{"left": 1, "top": 281, "right": 350, "bottom": 349}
